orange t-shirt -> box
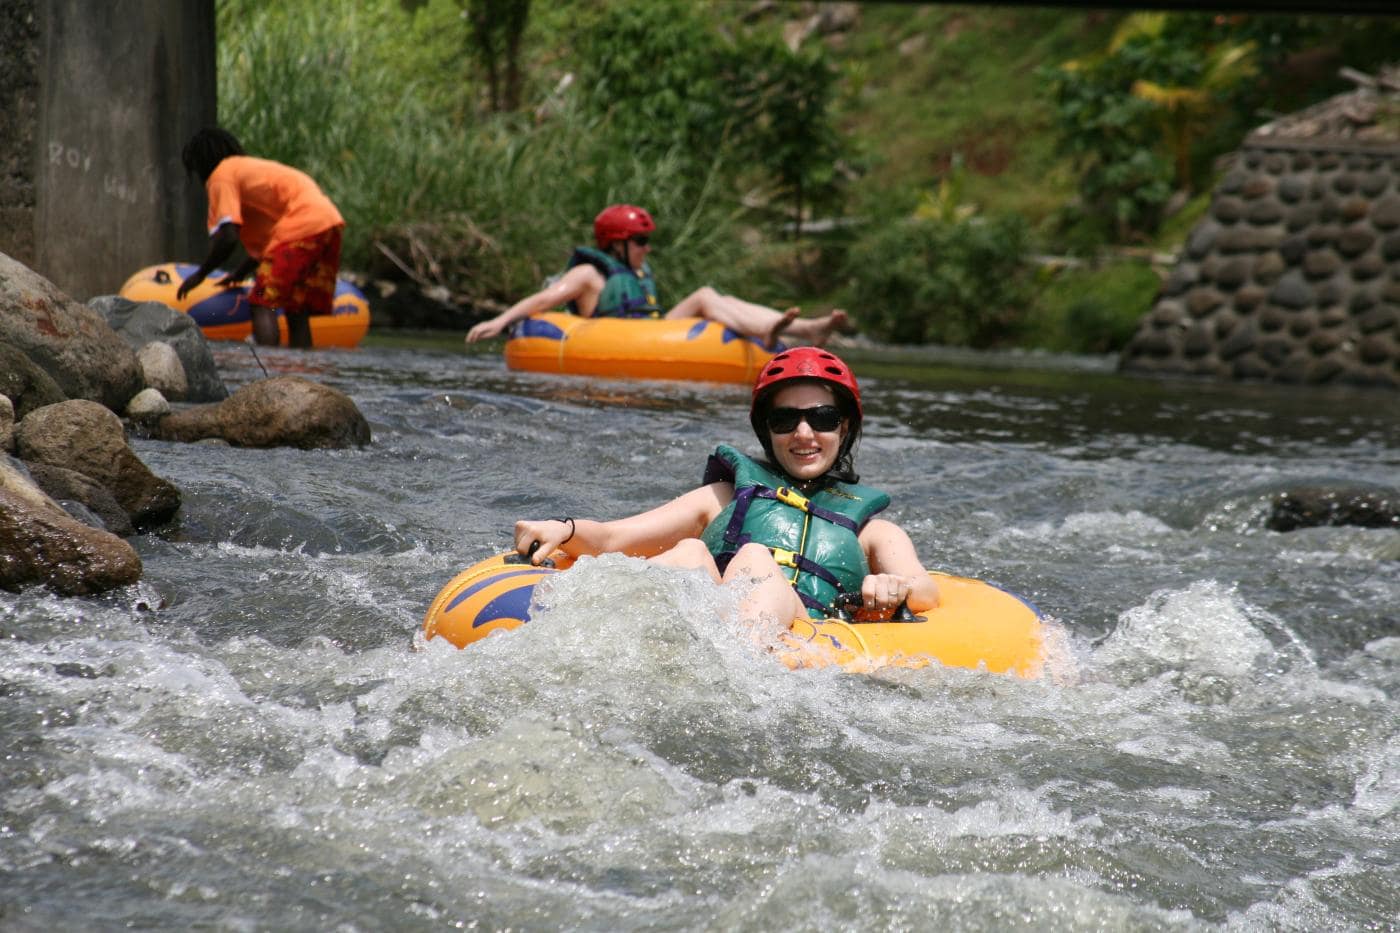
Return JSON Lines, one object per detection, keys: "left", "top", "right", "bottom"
{"left": 205, "top": 156, "right": 344, "bottom": 259}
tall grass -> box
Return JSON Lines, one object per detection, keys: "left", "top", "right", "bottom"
{"left": 215, "top": 0, "right": 755, "bottom": 306}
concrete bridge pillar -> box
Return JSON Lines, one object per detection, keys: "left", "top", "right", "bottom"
{"left": 1, "top": 1, "right": 215, "bottom": 300}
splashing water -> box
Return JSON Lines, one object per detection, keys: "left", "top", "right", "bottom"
{"left": 1, "top": 342, "right": 1396, "bottom": 929}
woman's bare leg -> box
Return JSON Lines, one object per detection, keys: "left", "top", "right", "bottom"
{"left": 721, "top": 542, "right": 806, "bottom": 624}
{"left": 782, "top": 308, "right": 850, "bottom": 348}
{"left": 666, "top": 287, "right": 850, "bottom": 348}
{"left": 649, "top": 538, "right": 722, "bottom": 582}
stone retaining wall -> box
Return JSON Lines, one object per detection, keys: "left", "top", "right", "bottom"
{"left": 1119, "top": 137, "right": 1400, "bottom": 389}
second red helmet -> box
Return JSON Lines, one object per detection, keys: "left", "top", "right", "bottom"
{"left": 750, "top": 348, "right": 862, "bottom": 420}
{"left": 593, "top": 204, "right": 656, "bottom": 247}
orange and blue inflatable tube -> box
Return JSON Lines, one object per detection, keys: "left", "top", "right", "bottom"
{"left": 423, "top": 552, "right": 1046, "bottom": 677}
{"left": 504, "top": 311, "right": 776, "bottom": 385}
{"left": 118, "top": 262, "right": 370, "bottom": 348}
{"left": 422, "top": 554, "right": 564, "bottom": 647}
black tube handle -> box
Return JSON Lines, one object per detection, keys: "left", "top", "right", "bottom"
{"left": 830, "top": 591, "right": 924, "bottom": 623}
{"left": 504, "top": 541, "right": 555, "bottom": 568}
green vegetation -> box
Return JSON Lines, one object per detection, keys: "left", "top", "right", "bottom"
{"left": 1022, "top": 260, "right": 1163, "bottom": 354}
{"left": 215, "top": 1, "right": 1400, "bottom": 352}
{"left": 1040, "top": 13, "right": 1253, "bottom": 242}
{"left": 845, "top": 164, "right": 1032, "bottom": 348}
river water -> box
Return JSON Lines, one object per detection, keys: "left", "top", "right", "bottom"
{"left": 2, "top": 337, "right": 1397, "bottom": 930}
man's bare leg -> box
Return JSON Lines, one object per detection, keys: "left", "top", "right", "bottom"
{"left": 286, "top": 313, "right": 313, "bottom": 349}
{"left": 251, "top": 306, "right": 281, "bottom": 346}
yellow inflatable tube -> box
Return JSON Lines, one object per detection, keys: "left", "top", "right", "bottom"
{"left": 423, "top": 553, "right": 1045, "bottom": 677}
{"left": 504, "top": 311, "right": 776, "bottom": 385}
{"left": 118, "top": 262, "right": 371, "bottom": 348}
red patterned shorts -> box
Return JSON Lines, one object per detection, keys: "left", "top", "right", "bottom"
{"left": 248, "top": 226, "right": 343, "bottom": 316}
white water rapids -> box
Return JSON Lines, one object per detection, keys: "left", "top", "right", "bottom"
{"left": 2, "top": 341, "right": 1396, "bottom": 930}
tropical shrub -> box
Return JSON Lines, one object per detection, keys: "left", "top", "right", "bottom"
{"left": 845, "top": 205, "right": 1031, "bottom": 348}
{"left": 1041, "top": 13, "right": 1261, "bottom": 243}
{"left": 215, "top": 0, "right": 849, "bottom": 310}
{"left": 574, "top": 0, "right": 848, "bottom": 232}
{"left": 216, "top": 0, "right": 753, "bottom": 304}
{"left": 1023, "top": 260, "right": 1162, "bottom": 354}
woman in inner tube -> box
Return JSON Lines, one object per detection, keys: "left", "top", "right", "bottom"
{"left": 513, "top": 348, "right": 939, "bottom": 624}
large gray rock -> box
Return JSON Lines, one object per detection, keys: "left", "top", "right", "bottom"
{"left": 23, "top": 461, "right": 134, "bottom": 536}
{"left": 0, "top": 344, "right": 68, "bottom": 418}
{"left": 0, "top": 252, "right": 143, "bottom": 410}
{"left": 92, "top": 295, "right": 228, "bottom": 402}
{"left": 0, "top": 485, "right": 142, "bottom": 595}
{"left": 0, "top": 395, "right": 12, "bottom": 454}
{"left": 16, "top": 399, "right": 181, "bottom": 529}
{"left": 0, "top": 455, "right": 58, "bottom": 514}
{"left": 154, "top": 376, "right": 372, "bottom": 449}
{"left": 136, "top": 341, "right": 188, "bottom": 401}
{"left": 1266, "top": 484, "right": 1400, "bottom": 532}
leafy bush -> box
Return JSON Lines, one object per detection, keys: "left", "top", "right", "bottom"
{"left": 1041, "top": 13, "right": 1271, "bottom": 246}
{"left": 574, "top": 0, "right": 733, "bottom": 168}
{"left": 845, "top": 209, "right": 1032, "bottom": 348}
{"left": 1022, "top": 260, "right": 1161, "bottom": 354}
{"left": 1040, "top": 42, "right": 1175, "bottom": 242}
{"left": 574, "top": 0, "right": 847, "bottom": 233}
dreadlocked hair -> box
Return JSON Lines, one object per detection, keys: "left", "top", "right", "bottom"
{"left": 182, "top": 127, "right": 245, "bottom": 181}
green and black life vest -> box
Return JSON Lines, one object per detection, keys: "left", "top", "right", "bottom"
{"left": 699, "top": 444, "right": 890, "bottom": 618}
{"left": 566, "top": 246, "right": 661, "bottom": 318}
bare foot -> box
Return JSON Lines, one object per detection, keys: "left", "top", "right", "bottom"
{"left": 810, "top": 309, "right": 851, "bottom": 348}
{"left": 765, "top": 306, "right": 801, "bottom": 350}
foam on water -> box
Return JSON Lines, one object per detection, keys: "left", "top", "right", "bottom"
{"left": 1092, "top": 580, "right": 1299, "bottom": 681}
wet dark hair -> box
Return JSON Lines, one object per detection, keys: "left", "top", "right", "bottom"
{"left": 181, "top": 127, "right": 245, "bottom": 181}
{"left": 752, "top": 379, "right": 862, "bottom": 484}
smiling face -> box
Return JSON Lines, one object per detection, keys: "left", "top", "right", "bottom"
{"left": 765, "top": 382, "right": 847, "bottom": 482}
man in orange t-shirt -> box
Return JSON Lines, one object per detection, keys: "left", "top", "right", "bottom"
{"left": 178, "top": 127, "right": 345, "bottom": 348}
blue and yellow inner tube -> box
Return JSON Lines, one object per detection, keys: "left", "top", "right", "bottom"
{"left": 119, "top": 262, "right": 370, "bottom": 348}
{"left": 504, "top": 311, "right": 776, "bottom": 385}
{"left": 423, "top": 552, "right": 1046, "bottom": 676}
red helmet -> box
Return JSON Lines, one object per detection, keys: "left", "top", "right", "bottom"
{"left": 593, "top": 204, "right": 656, "bottom": 247}
{"left": 750, "top": 347, "right": 862, "bottom": 419}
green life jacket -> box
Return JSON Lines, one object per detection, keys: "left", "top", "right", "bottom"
{"left": 566, "top": 246, "right": 662, "bottom": 318}
{"left": 699, "top": 444, "right": 890, "bottom": 618}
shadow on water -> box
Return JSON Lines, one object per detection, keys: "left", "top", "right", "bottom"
{"left": 840, "top": 343, "right": 1400, "bottom": 456}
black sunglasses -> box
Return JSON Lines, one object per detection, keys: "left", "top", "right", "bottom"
{"left": 766, "top": 405, "right": 843, "bottom": 434}
{"left": 630, "top": 235, "right": 651, "bottom": 246}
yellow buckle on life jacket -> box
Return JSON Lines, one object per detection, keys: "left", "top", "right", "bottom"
{"left": 776, "top": 487, "right": 810, "bottom": 511}
{"left": 771, "top": 547, "right": 798, "bottom": 569}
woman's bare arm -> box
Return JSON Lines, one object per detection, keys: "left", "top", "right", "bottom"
{"left": 514, "top": 482, "right": 732, "bottom": 564}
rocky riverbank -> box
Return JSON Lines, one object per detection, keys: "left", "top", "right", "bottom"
{"left": 1, "top": 251, "right": 372, "bottom": 595}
